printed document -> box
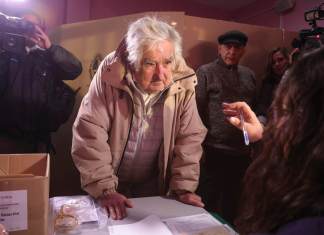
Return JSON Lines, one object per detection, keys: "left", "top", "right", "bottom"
{"left": 164, "top": 213, "right": 223, "bottom": 235}
{"left": 108, "top": 214, "right": 173, "bottom": 235}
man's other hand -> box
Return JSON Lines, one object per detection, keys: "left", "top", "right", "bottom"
{"left": 176, "top": 192, "right": 205, "bottom": 207}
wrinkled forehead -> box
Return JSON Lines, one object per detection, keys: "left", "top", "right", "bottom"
{"left": 142, "top": 40, "right": 175, "bottom": 59}
{"left": 220, "top": 42, "right": 244, "bottom": 49}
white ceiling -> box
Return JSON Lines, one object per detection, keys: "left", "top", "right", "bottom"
{"left": 192, "top": 0, "right": 259, "bottom": 10}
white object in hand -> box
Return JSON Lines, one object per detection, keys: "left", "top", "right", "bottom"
{"left": 240, "top": 111, "right": 250, "bottom": 146}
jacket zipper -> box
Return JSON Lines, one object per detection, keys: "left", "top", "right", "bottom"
{"left": 115, "top": 92, "right": 133, "bottom": 177}
{"left": 131, "top": 94, "right": 146, "bottom": 168}
{"left": 115, "top": 72, "right": 195, "bottom": 176}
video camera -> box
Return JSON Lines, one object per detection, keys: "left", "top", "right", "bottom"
{"left": 0, "top": 12, "right": 36, "bottom": 54}
{"left": 292, "top": 3, "right": 324, "bottom": 52}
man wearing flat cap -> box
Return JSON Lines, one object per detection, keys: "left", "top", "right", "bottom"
{"left": 195, "top": 30, "right": 257, "bottom": 224}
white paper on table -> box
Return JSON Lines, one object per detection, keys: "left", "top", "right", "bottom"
{"left": 108, "top": 214, "right": 173, "bottom": 235}
{"left": 163, "top": 213, "right": 224, "bottom": 235}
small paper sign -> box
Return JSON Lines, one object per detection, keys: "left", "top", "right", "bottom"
{"left": 0, "top": 190, "right": 28, "bottom": 231}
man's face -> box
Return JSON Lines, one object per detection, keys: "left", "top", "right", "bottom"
{"left": 134, "top": 40, "right": 174, "bottom": 94}
{"left": 272, "top": 51, "right": 289, "bottom": 77}
{"left": 218, "top": 43, "right": 245, "bottom": 66}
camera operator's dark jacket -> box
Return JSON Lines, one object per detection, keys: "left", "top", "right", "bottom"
{"left": 0, "top": 44, "right": 82, "bottom": 150}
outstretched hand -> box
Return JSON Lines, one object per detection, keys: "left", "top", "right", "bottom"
{"left": 99, "top": 192, "right": 133, "bottom": 220}
{"left": 223, "top": 102, "right": 263, "bottom": 142}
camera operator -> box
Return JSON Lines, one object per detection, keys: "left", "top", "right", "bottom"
{"left": 0, "top": 10, "right": 82, "bottom": 153}
{"left": 289, "top": 3, "right": 324, "bottom": 64}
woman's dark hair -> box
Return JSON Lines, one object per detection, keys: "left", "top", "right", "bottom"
{"left": 236, "top": 47, "right": 324, "bottom": 234}
{"left": 265, "top": 47, "right": 289, "bottom": 80}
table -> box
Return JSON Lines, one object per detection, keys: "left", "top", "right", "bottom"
{"left": 49, "top": 196, "right": 236, "bottom": 235}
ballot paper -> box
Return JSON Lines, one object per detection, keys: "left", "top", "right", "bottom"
{"left": 164, "top": 213, "right": 225, "bottom": 235}
{"left": 108, "top": 213, "right": 235, "bottom": 235}
{"left": 108, "top": 214, "right": 173, "bottom": 235}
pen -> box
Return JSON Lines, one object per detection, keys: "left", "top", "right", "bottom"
{"left": 240, "top": 111, "right": 250, "bottom": 146}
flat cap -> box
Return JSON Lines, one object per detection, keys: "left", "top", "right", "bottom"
{"left": 218, "top": 30, "right": 248, "bottom": 46}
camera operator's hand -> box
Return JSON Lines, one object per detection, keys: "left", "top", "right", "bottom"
{"left": 26, "top": 25, "right": 51, "bottom": 50}
{"left": 29, "top": 25, "right": 51, "bottom": 49}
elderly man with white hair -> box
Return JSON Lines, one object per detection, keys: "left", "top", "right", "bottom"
{"left": 72, "top": 16, "right": 207, "bottom": 220}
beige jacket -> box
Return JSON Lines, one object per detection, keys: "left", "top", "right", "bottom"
{"left": 72, "top": 50, "right": 207, "bottom": 198}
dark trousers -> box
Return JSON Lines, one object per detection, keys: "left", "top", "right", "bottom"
{"left": 197, "top": 146, "right": 251, "bottom": 225}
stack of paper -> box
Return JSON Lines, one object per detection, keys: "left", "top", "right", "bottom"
{"left": 108, "top": 213, "right": 236, "bottom": 235}
{"left": 164, "top": 213, "right": 223, "bottom": 235}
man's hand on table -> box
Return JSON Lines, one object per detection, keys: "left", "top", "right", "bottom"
{"left": 99, "top": 192, "right": 133, "bottom": 220}
{"left": 176, "top": 191, "right": 205, "bottom": 207}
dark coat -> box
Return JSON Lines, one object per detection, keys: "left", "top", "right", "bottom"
{"left": 0, "top": 44, "right": 82, "bottom": 137}
{"left": 195, "top": 57, "right": 257, "bottom": 154}
{"left": 253, "top": 217, "right": 324, "bottom": 235}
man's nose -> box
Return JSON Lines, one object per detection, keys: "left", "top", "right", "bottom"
{"left": 154, "top": 63, "right": 164, "bottom": 75}
{"left": 228, "top": 47, "right": 237, "bottom": 54}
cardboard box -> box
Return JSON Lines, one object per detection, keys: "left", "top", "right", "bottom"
{"left": 0, "top": 153, "right": 49, "bottom": 235}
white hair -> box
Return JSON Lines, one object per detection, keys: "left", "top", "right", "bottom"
{"left": 126, "top": 16, "right": 182, "bottom": 71}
